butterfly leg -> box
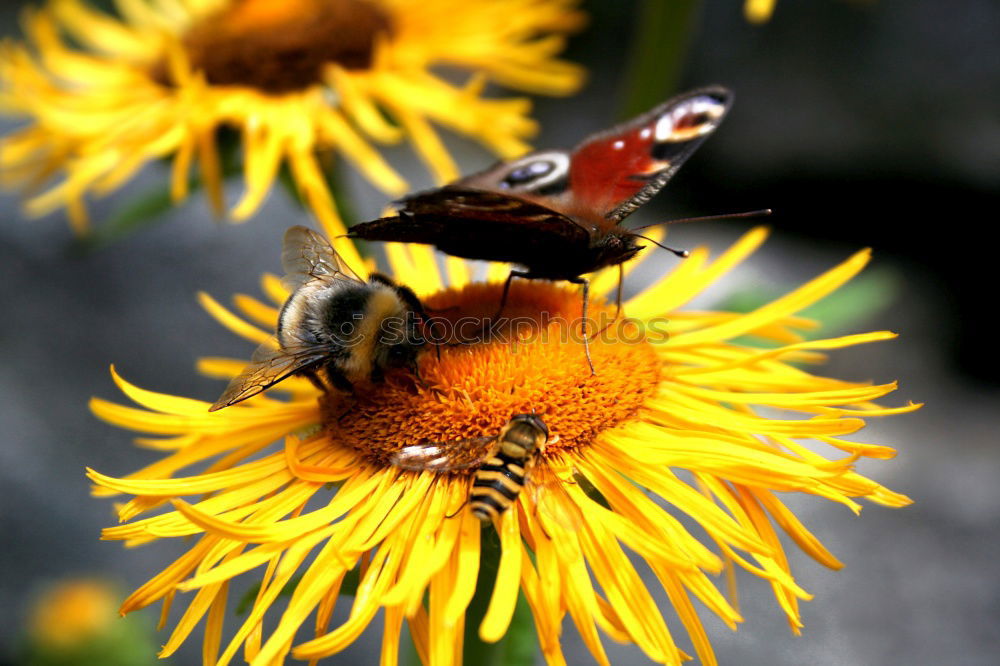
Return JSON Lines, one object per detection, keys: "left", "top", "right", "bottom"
{"left": 493, "top": 269, "right": 532, "bottom": 321}
{"left": 595, "top": 264, "right": 625, "bottom": 338}
{"left": 486, "top": 269, "right": 533, "bottom": 341}
{"left": 614, "top": 263, "right": 624, "bottom": 322}
{"left": 566, "top": 276, "right": 595, "bottom": 375}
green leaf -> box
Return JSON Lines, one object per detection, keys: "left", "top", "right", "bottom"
{"left": 277, "top": 163, "right": 306, "bottom": 210}
{"left": 234, "top": 565, "right": 362, "bottom": 617}
{"left": 494, "top": 593, "right": 535, "bottom": 666}
{"left": 72, "top": 127, "right": 244, "bottom": 253}
{"left": 70, "top": 182, "right": 188, "bottom": 253}
{"left": 235, "top": 574, "right": 303, "bottom": 616}
{"left": 18, "top": 600, "right": 164, "bottom": 666}
{"left": 799, "top": 268, "right": 899, "bottom": 334}
{"left": 460, "top": 527, "right": 538, "bottom": 666}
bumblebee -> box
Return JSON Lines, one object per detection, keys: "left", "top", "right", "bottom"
{"left": 209, "top": 226, "right": 426, "bottom": 411}
{"left": 391, "top": 414, "right": 557, "bottom": 522}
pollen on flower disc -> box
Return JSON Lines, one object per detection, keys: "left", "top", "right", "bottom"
{"left": 324, "top": 281, "right": 662, "bottom": 464}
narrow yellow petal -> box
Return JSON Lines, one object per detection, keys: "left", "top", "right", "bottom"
{"left": 384, "top": 102, "right": 459, "bottom": 184}
{"left": 667, "top": 249, "right": 871, "bottom": 347}
{"left": 478, "top": 510, "right": 522, "bottom": 642}
{"left": 444, "top": 511, "right": 481, "bottom": 625}
{"left": 197, "top": 292, "right": 272, "bottom": 345}
{"left": 444, "top": 256, "right": 472, "bottom": 289}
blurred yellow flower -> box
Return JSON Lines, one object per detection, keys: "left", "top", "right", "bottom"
{"left": 28, "top": 579, "right": 119, "bottom": 649}
{"left": 89, "top": 229, "right": 917, "bottom": 665}
{"left": 744, "top": 0, "right": 777, "bottom": 24}
{"left": 0, "top": 0, "right": 586, "bottom": 238}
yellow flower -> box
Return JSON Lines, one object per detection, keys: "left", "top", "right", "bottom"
{"left": 0, "top": 0, "right": 586, "bottom": 245}
{"left": 28, "top": 579, "right": 120, "bottom": 650}
{"left": 89, "top": 228, "right": 917, "bottom": 665}
{"left": 744, "top": 0, "right": 777, "bottom": 24}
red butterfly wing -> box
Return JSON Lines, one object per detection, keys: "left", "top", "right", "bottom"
{"left": 567, "top": 86, "right": 732, "bottom": 222}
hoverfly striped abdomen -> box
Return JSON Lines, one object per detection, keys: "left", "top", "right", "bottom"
{"left": 469, "top": 415, "right": 548, "bottom": 522}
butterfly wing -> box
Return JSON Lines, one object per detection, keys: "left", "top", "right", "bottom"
{"left": 208, "top": 338, "right": 333, "bottom": 411}
{"left": 282, "top": 225, "right": 365, "bottom": 292}
{"left": 391, "top": 436, "right": 499, "bottom": 472}
{"left": 348, "top": 87, "right": 731, "bottom": 272}
{"left": 528, "top": 463, "right": 584, "bottom": 534}
{"left": 568, "top": 86, "right": 732, "bottom": 222}
{"left": 349, "top": 188, "right": 589, "bottom": 268}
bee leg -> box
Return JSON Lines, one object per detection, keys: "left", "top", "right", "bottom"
{"left": 409, "top": 357, "right": 429, "bottom": 389}
{"left": 327, "top": 371, "right": 355, "bottom": 395}
{"left": 446, "top": 494, "right": 470, "bottom": 519}
{"left": 303, "top": 370, "right": 329, "bottom": 394}
{"left": 335, "top": 396, "right": 358, "bottom": 424}
{"left": 566, "top": 276, "right": 595, "bottom": 375}
{"left": 532, "top": 501, "right": 553, "bottom": 540}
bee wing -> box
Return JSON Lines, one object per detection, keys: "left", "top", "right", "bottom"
{"left": 530, "top": 464, "right": 584, "bottom": 533}
{"left": 391, "top": 436, "right": 498, "bottom": 472}
{"left": 281, "top": 225, "right": 365, "bottom": 292}
{"left": 208, "top": 339, "right": 331, "bottom": 412}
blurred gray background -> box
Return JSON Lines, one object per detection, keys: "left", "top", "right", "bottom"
{"left": 1, "top": 0, "right": 998, "bottom": 664}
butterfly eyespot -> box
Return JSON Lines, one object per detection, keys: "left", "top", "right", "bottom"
{"left": 678, "top": 111, "right": 709, "bottom": 128}
{"left": 502, "top": 160, "right": 556, "bottom": 188}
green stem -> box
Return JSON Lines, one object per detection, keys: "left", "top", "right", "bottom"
{"left": 618, "top": 0, "right": 704, "bottom": 119}
{"left": 461, "top": 527, "right": 537, "bottom": 666}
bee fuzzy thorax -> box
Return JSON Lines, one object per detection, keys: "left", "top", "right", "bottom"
{"left": 210, "top": 227, "right": 427, "bottom": 411}
{"left": 340, "top": 283, "right": 410, "bottom": 381}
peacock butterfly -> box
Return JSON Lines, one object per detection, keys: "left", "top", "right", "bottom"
{"left": 349, "top": 86, "right": 735, "bottom": 370}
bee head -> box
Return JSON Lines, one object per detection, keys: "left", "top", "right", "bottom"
{"left": 369, "top": 305, "right": 426, "bottom": 382}
{"left": 385, "top": 339, "right": 421, "bottom": 367}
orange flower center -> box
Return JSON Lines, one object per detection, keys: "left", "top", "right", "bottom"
{"left": 324, "top": 281, "right": 662, "bottom": 464}
{"left": 166, "top": 0, "right": 391, "bottom": 93}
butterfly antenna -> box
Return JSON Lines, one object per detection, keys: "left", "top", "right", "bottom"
{"left": 632, "top": 208, "right": 773, "bottom": 232}
{"left": 633, "top": 234, "right": 690, "bottom": 259}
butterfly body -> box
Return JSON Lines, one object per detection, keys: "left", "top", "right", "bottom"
{"left": 365, "top": 186, "right": 643, "bottom": 279}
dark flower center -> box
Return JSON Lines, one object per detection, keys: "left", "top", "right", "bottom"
{"left": 160, "top": 0, "right": 391, "bottom": 93}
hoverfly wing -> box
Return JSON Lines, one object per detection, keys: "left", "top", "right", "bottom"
{"left": 282, "top": 225, "right": 365, "bottom": 292}
{"left": 568, "top": 86, "right": 733, "bottom": 223}
{"left": 530, "top": 464, "right": 584, "bottom": 533}
{"left": 208, "top": 339, "right": 329, "bottom": 412}
{"left": 390, "top": 436, "right": 498, "bottom": 472}
{"left": 349, "top": 188, "right": 588, "bottom": 266}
